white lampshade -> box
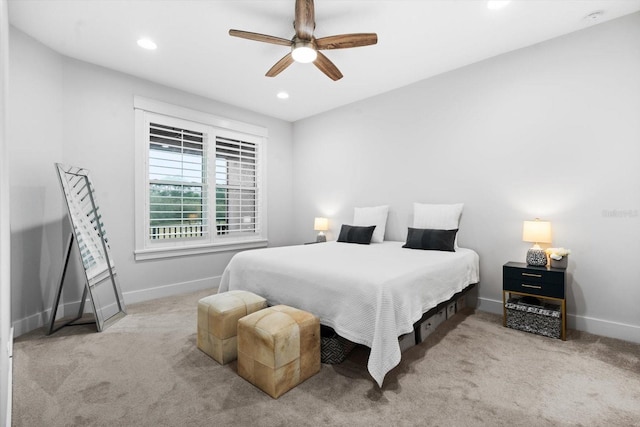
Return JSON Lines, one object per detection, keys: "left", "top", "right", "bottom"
{"left": 522, "top": 219, "right": 552, "bottom": 245}
{"left": 314, "top": 217, "right": 328, "bottom": 231}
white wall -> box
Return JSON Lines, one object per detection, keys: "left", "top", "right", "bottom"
{"left": 8, "top": 28, "right": 294, "bottom": 336}
{"left": 8, "top": 28, "right": 65, "bottom": 335}
{"left": 292, "top": 13, "right": 640, "bottom": 343}
{"left": 0, "top": 1, "right": 12, "bottom": 424}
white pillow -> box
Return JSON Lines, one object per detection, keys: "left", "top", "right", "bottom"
{"left": 413, "top": 203, "right": 464, "bottom": 246}
{"left": 353, "top": 205, "right": 389, "bottom": 243}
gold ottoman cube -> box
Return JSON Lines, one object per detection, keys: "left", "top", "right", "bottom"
{"left": 237, "top": 305, "right": 321, "bottom": 399}
{"left": 197, "top": 290, "right": 267, "bottom": 365}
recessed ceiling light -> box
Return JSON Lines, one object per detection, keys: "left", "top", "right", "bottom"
{"left": 277, "top": 91, "right": 289, "bottom": 100}
{"left": 584, "top": 11, "right": 604, "bottom": 24}
{"left": 137, "top": 38, "right": 157, "bottom": 50}
{"left": 487, "top": 1, "right": 511, "bottom": 10}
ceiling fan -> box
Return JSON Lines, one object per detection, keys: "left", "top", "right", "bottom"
{"left": 229, "top": 0, "right": 378, "bottom": 81}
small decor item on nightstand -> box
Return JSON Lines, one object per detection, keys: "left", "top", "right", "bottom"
{"left": 522, "top": 219, "right": 552, "bottom": 266}
{"left": 547, "top": 247, "right": 570, "bottom": 269}
{"left": 314, "top": 217, "right": 328, "bottom": 242}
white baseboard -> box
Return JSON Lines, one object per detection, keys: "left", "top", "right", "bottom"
{"left": 475, "top": 296, "right": 504, "bottom": 315}
{"left": 476, "top": 296, "right": 640, "bottom": 345}
{"left": 12, "top": 309, "right": 49, "bottom": 337}
{"left": 12, "top": 276, "right": 220, "bottom": 337}
{"left": 570, "top": 314, "right": 640, "bottom": 344}
{"left": 122, "top": 275, "right": 219, "bottom": 305}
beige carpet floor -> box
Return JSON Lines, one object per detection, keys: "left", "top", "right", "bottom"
{"left": 12, "top": 289, "right": 640, "bottom": 427}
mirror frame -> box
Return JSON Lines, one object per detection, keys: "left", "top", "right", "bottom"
{"left": 49, "top": 163, "right": 126, "bottom": 333}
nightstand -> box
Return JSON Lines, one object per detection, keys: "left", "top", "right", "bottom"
{"left": 503, "top": 261, "right": 567, "bottom": 340}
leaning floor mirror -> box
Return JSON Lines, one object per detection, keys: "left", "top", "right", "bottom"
{"left": 49, "top": 163, "right": 126, "bottom": 334}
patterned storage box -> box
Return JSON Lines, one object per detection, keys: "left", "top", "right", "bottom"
{"left": 505, "top": 296, "right": 561, "bottom": 339}
{"left": 320, "top": 325, "right": 356, "bottom": 364}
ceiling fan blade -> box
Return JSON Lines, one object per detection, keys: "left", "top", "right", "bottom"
{"left": 266, "top": 53, "right": 295, "bottom": 77}
{"left": 229, "top": 29, "right": 292, "bottom": 47}
{"left": 316, "top": 33, "right": 378, "bottom": 50}
{"left": 295, "top": 0, "right": 315, "bottom": 40}
{"left": 313, "top": 51, "right": 343, "bottom": 81}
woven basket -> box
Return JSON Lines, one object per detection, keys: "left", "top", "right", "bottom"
{"left": 505, "top": 297, "right": 561, "bottom": 339}
{"left": 320, "top": 326, "right": 356, "bottom": 364}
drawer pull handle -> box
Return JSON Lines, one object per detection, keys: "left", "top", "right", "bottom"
{"left": 521, "top": 284, "right": 542, "bottom": 289}
{"left": 522, "top": 273, "right": 542, "bottom": 278}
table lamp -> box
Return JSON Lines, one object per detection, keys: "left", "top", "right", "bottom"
{"left": 522, "top": 219, "right": 551, "bottom": 266}
{"left": 314, "top": 217, "right": 328, "bottom": 242}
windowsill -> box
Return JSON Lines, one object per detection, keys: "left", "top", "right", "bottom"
{"left": 134, "top": 239, "right": 268, "bottom": 261}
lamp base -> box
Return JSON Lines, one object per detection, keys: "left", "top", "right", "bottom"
{"left": 526, "top": 248, "right": 547, "bottom": 266}
{"left": 316, "top": 234, "right": 327, "bottom": 243}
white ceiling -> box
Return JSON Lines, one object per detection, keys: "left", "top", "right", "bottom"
{"left": 8, "top": 0, "right": 640, "bottom": 122}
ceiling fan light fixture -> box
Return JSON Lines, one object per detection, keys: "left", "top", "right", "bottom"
{"left": 291, "top": 42, "right": 317, "bottom": 63}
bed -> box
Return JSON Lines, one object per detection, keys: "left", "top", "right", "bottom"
{"left": 218, "top": 240, "right": 479, "bottom": 387}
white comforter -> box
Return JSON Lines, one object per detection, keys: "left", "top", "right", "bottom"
{"left": 218, "top": 241, "right": 480, "bottom": 387}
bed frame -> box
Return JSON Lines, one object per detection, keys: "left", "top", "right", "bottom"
{"left": 322, "top": 282, "right": 478, "bottom": 357}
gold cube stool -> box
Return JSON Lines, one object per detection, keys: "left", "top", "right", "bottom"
{"left": 237, "top": 305, "right": 320, "bottom": 399}
{"left": 197, "top": 290, "right": 267, "bottom": 365}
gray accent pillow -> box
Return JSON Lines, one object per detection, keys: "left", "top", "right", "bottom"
{"left": 402, "top": 228, "right": 458, "bottom": 252}
{"left": 337, "top": 224, "right": 376, "bottom": 245}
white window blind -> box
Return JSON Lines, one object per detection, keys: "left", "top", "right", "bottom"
{"left": 148, "top": 122, "right": 207, "bottom": 240}
{"left": 215, "top": 136, "right": 260, "bottom": 236}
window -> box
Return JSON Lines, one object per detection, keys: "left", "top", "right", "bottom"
{"left": 215, "top": 136, "right": 259, "bottom": 236}
{"left": 134, "top": 97, "right": 267, "bottom": 260}
{"left": 149, "top": 122, "right": 206, "bottom": 240}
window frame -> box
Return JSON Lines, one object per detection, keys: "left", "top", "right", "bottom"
{"left": 134, "top": 97, "right": 268, "bottom": 261}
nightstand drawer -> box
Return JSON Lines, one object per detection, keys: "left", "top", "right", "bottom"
{"left": 503, "top": 278, "right": 564, "bottom": 299}
{"left": 503, "top": 265, "right": 563, "bottom": 285}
